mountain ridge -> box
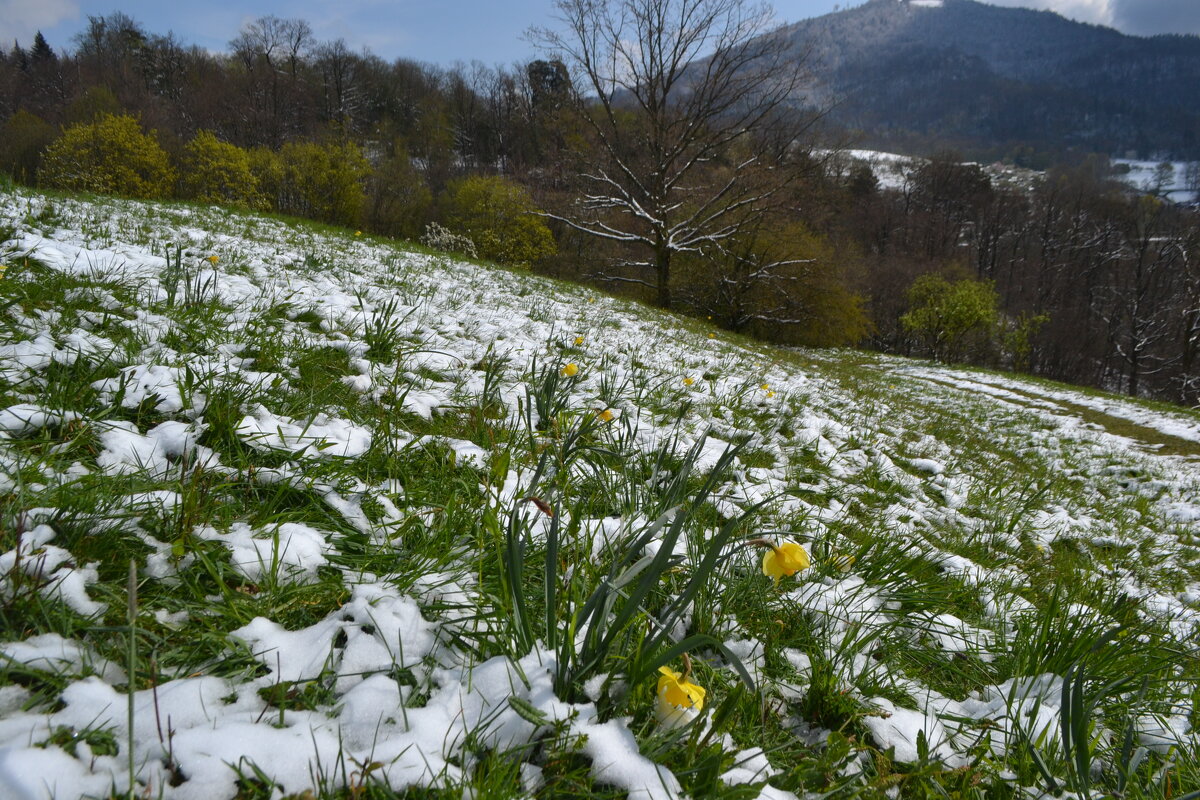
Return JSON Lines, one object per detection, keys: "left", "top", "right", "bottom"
{"left": 778, "top": 0, "right": 1200, "bottom": 159}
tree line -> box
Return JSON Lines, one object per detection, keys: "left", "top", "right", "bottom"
{"left": 2, "top": 7, "right": 1197, "bottom": 405}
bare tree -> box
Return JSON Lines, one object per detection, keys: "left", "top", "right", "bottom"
{"left": 229, "top": 16, "right": 314, "bottom": 146}
{"left": 531, "top": 0, "right": 814, "bottom": 308}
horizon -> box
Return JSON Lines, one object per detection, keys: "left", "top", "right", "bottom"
{"left": 6, "top": 0, "right": 1199, "bottom": 68}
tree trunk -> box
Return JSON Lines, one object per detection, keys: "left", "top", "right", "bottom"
{"left": 655, "top": 243, "right": 672, "bottom": 309}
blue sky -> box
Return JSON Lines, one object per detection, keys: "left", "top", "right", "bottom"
{"left": 6, "top": 0, "right": 1199, "bottom": 64}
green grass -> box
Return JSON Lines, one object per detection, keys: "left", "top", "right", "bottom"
{"left": 1, "top": 186, "right": 1199, "bottom": 799}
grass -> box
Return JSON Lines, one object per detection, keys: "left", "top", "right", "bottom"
{"left": 0, "top": 185, "right": 1198, "bottom": 799}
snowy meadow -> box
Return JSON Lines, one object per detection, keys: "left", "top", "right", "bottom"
{"left": 0, "top": 187, "right": 1198, "bottom": 799}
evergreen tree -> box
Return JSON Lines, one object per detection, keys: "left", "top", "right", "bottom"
{"left": 30, "top": 32, "right": 55, "bottom": 64}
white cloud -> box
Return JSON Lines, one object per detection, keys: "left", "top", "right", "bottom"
{"left": 1111, "top": 0, "right": 1200, "bottom": 36}
{"left": 0, "top": 0, "right": 79, "bottom": 45}
{"left": 985, "top": 0, "right": 1114, "bottom": 28}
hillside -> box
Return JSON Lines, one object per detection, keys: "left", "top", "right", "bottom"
{"left": 782, "top": 0, "right": 1200, "bottom": 159}
{"left": 0, "top": 188, "right": 1198, "bottom": 798}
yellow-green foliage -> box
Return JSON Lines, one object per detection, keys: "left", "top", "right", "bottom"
{"left": 901, "top": 272, "right": 1000, "bottom": 362}
{"left": 64, "top": 86, "right": 121, "bottom": 125}
{"left": 277, "top": 140, "right": 370, "bottom": 227}
{"left": 681, "top": 222, "right": 870, "bottom": 347}
{"left": 247, "top": 147, "right": 284, "bottom": 211}
{"left": 39, "top": 114, "right": 174, "bottom": 199}
{"left": 366, "top": 145, "right": 432, "bottom": 239}
{"left": 0, "top": 110, "right": 55, "bottom": 185}
{"left": 181, "top": 131, "right": 267, "bottom": 210}
{"left": 442, "top": 175, "right": 556, "bottom": 267}
{"left": 766, "top": 225, "right": 871, "bottom": 347}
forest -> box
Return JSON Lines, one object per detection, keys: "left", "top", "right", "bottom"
{"left": 2, "top": 11, "right": 1198, "bottom": 405}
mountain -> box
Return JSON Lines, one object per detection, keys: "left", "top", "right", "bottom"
{"left": 780, "top": 0, "right": 1200, "bottom": 160}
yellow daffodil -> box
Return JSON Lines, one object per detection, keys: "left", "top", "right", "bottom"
{"left": 683, "top": 376, "right": 695, "bottom": 386}
{"left": 574, "top": 335, "right": 584, "bottom": 346}
{"left": 707, "top": 333, "right": 715, "bottom": 339}
{"left": 355, "top": 230, "right": 363, "bottom": 236}
{"left": 760, "top": 383, "right": 770, "bottom": 391}
{"left": 597, "top": 408, "right": 614, "bottom": 422}
{"left": 656, "top": 664, "right": 705, "bottom": 728}
{"left": 207, "top": 255, "right": 219, "bottom": 265}
{"left": 757, "top": 540, "right": 810, "bottom": 585}
{"left": 831, "top": 553, "right": 856, "bottom": 573}
{"left": 766, "top": 390, "right": 775, "bottom": 399}
{"left": 561, "top": 363, "right": 579, "bottom": 377}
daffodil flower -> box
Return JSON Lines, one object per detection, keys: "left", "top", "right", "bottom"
{"left": 752, "top": 539, "right": 810, "bottom": 585}
{"left": 574, "top": 335, "right": 584, "bottom": 346}
{"left": 561, "top": 363, "right": 579, "bottom": 377}
{"left": 656, "top": 663, "right": 705, "bottom": 728}
{"left": 683, "top": 376, "right": 695, "bottom": 386}
{"left": 207, "top": 255, "right": 219, "bottom": 265}
{"left": 597, "top": 408, "right": 614, "bottom": 422}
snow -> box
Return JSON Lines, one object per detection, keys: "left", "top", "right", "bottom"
{"left": 236, "top": 406, "right": 372, "bottom": 458}
{"left": 0, "top": 404, "right": 80, "bottom": 436}
{"left": 0, "top": 634, "right": 123, "bottom": 683}
{"left": 194, "top": 521, "right": 333, "bottom": 583}
{"left": 581, "top": 718, "right": 682, "bottom": 800}
{"left": 92, "top": 364, "right": 199, "bottom": 414}
{"left": 1113, "top": 159, "right": 1197, "bottom": 204}
{"left": 862, "top": 696, "right": 957, "bottom": 763}
{"left": 2, "top": 187, "right": 1199, "bottom": 798}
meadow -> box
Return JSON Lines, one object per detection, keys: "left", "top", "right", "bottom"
{"left": 0, "top": 186, "right": 1198, "bottom": 799}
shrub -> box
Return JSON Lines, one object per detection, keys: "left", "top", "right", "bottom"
{"left": 366, "top": 146, "right": 432, "bottom": 239}
{"left": 900, "top": 272, "right": 999, "bottom": 362}
{"left": 64, "top": 86, "right": 121, "bottom": 125}
{"left": 247, "top": 147, "right": 284, "bottom": 212}
{"left": 420, "top": 222, "right": 478, "bottom": 259}
{"left": 180, "top": 131, "right": 267, "bottom": 210}
{"left": 680, "top": 222, "right": 871, "bottom": 347}
{"left": 39, "top": 114, "right": 175, "bottom": 199}
{"left": 277, "top": 140, "right": 370, "bottom": 227}
{"left": 0, "top": 110, "right": 56, "bottom": 185}
{"left": 442, "top": 175, "right": 555, "bottom": 267}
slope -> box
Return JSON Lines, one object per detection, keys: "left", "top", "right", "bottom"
{"left": 0, "top": 187, "right": 1198, "bottom": 799}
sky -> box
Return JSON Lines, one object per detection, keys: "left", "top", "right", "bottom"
{"left": 4, "top": 0, "right": 1199, "bottom": 65}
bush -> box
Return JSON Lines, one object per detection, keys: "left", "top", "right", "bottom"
{"left": 180, "top": 131, "right": 267, "bottom": 210}
{"left": 900, "top": 272, "right": 999, "bottom": 362}
{"left": 442, "top": 175, "right": 555, "bottom": 267}
{"left": 420, "top": 222, "right": 478, "bottom": 259}
{"left": 277, "top": 140, "right": 370, "bottom": 227}
{"left": 0, "top": 111, "right": 56, "bottom": 185}
{"left": 680, "top": 222, "right": 871, "bottom": 347}
{"left": 247, "top": 147, "right": 284, "bottom": 212}
{"left": 39, "top": 114, "right": 175, "bottom": 199}
{"left": 366, "top": 146, "right": 432, "bottom": 239}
